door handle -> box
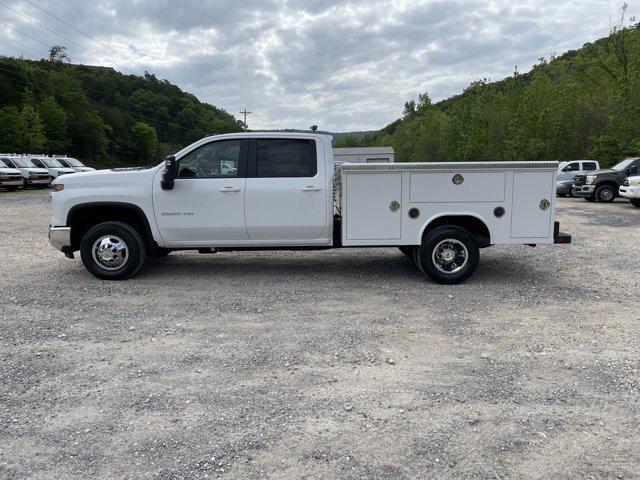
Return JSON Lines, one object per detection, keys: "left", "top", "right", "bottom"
{"left": 220, "top": 186, "right": 241, "bottom": 192}
{"left": 301, "top": 186, "right": 322, "bottom": 192}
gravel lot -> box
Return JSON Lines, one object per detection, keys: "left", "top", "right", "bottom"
{"left": 1, "top": 189, "right": 639, "bottom": 479}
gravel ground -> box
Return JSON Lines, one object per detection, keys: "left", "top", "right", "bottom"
{"left": 1, "top": 189, "right": 639, "bottom": 480}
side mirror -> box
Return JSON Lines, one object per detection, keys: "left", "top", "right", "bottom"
{"left": 161, "top": 155, "right": 177, "bottom": 190}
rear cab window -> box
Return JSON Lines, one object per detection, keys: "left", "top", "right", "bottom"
{"left": 582, "top": 162, "right": 597, "bottom": 171}
{"left": 253, "top": 138, "right": 317, "bottom": 177}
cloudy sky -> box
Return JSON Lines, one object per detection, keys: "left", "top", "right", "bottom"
{"left": 0, "top": 0, "right": 637, "bottom": 131}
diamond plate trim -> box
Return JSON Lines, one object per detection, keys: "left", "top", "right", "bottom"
{"left": 340, "top": 161, "right": 559, "bottom": 171}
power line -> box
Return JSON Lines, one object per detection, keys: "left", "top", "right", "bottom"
{"left": 0, "top": 34, "right": 44, "bottom": 57}
{"left": 0, "top": 1, "right": 139, "bottom": 74}
{"left": 22, "top": 0, "right": 153, "bottom": 73}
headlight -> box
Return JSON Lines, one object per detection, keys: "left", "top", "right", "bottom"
{"left": 628, "top": 177, "right": 640, "bottom": 186}
{"left": 53, "top": 183, "right": 64, "bottom": 191}
{"left": 586, "top": 175, "right": 598, "bottom": 184}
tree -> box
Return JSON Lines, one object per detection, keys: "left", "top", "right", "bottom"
{"left": 0, "top": 106, "right": 22, "bottom": 152}
{"left": 48, "top": 45, "right": 70, "bottom": 66}
{"left": 39, "top": 95, "right": 69, "bottom": 153}
{"left": 16, "top": 104, "right": 46, "bottom": 152}
{"left": 130, "top": 122, "right": 158, "bottom": 162}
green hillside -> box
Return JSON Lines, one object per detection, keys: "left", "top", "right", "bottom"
{"left": 336, "top": 23, "right": 640, "bottom": 167}
{"left": 0, "top": 55, "right": 242, "bottom": 167}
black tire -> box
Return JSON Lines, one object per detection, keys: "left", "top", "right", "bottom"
{"left": 148, "top": 248, "right": 172, "bottom": 259}
{"left": 417, "top": 226, "right": 480, "bottom": 284}
{"left": 398, "top": 246, "right": 414, "bottom": 258}
{"left": 595, "top": 184, "right": 616, "bottom": 203}
{"left": 80, "top": 221, "right": 146, "bottom": 280}
{"left": 584, "top": 196, "right": 596, "bottom": 202}
{"left": 631, "top": 199, "right": 640, "bottom": 208}
{"left": 5, "top": 186, "right": 18, "bottom": 191}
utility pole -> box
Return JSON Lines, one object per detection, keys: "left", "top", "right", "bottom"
{"left": 239, "top": 109, "right": 252, "bottom": 130}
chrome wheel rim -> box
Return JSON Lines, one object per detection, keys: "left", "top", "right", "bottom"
{"left": 600, "top": 188, "right": 613, "bottom": 201}
{"left": 92, "top": 235, "right": 129, "bottom": 271}
{"left": 432, "top": 239, "right": 468, "bottom": 274}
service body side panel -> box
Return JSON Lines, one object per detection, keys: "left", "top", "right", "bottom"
{"left": 341, "top": 162, "right": 558, "bottom": 247}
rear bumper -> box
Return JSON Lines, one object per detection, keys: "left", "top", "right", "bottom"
{"left": 553, "top": 221, "right": 572, "bottom": 244}
{"left": 619, "top": 185, "right": 640, "bottom": 199}
{"left": 49, "top": 226, "right": 71, "bottom": 251}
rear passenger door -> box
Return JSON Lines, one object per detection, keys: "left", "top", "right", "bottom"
{"left": 244, "top": 138, "right": 327, "bottom": 241}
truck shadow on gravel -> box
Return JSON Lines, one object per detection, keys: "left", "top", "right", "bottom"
{"left": 138, "top": 248, "right": 562, "bottom": 288}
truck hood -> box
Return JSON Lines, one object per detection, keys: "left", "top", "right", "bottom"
{"left": 583, "top": 168, "right": 616, "bottom": 175}
{"left": 52, "top": 165, "right": 159, "bottom": 187}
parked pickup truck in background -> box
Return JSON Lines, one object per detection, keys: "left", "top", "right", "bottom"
{"left": 0, "top": 158, "right": 23, "bottom": 191}
{"left": 56, "top": 157, "right": 96, "bottom": 173}
{"left": 48, "top": 133, "right": 571, "bottom": 284}
{"left": 1, "top": 155, "right": 52, "bottom": 189}
{"left": 556, "top": 160, "right": 599, "bottom": 197}
{"left": 573, "top": 157, "right": 640, "bottom": 202}
{"left": 619, "top": 175, "right": 640, "bottom": 208}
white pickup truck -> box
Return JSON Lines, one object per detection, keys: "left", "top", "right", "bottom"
{"left": 49, "top": 132, "right": 571, "bottom": 283}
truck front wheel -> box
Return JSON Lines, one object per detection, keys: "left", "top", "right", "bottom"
{"left": 416, "top": 226, "right": 479, "bottom": 284}
{"left": 80, "top": 221, "right": 146, "bottom": 280}
{"left": 595, "top": 185, "right": 616, "bottom": 203}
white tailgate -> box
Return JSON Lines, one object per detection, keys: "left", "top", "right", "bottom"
{"left": 511, "top": 171, "right": 554, "bottom": 238}
{"left": 345, "top": 173, "right": 402, "bottom": 240}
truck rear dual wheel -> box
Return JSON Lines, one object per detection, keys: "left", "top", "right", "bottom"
{"left": 80, "top": 222, "right": 146, "bottom": 280}
{"left": 414, "top": 226, "right": 480, "bottom": 284}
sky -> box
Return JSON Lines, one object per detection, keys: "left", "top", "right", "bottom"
{"left": 0, "top": 0, "right": 638, "bottom": 132}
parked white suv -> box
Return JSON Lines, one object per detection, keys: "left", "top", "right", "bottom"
{"left": 48, "top": 132, "right": 571, "bottom": 283}
{"left": 619, "top": 175, "right": 640, "bottom": 207}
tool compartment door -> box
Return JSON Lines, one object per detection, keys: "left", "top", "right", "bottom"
{"left": 344, "top": 172, "right": 402, "bottom": 241}
{"left": 510, "top": 171, "right": 555, "bottom": 238}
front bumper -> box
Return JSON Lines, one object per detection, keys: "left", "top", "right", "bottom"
{"left": 572, "top": 185, "right": 595, "bottom": 197}
{"left": 619, "top": 185, "right": 640, "bottom": 199}
{"left": 26, "top": 177, "right": 53, "bottom": 185}
{"left": 49, "top": 226, "right": 71, "bottom": 251}
{"left": 0, "top": 178, "right": 23, "bottom": 186}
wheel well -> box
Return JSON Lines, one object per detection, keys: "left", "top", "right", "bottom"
{"left": 596, "top": 181, "right": 619, "bottom": 190}
{"left": 424, "top": 215, "right": 491, "bottom": 248}
{"left": 67, "top": 203, "right": 154, "bottom": 251}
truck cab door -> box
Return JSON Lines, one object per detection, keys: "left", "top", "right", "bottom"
{"left": 244, "top": 138, "right": 327, "bottom": 241}
{"left": 152, "top": 139, "right": 249, "bottom": 246}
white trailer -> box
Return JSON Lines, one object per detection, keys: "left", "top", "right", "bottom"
{"left": 48, "top": 132, "right": 570, "bottom": 283}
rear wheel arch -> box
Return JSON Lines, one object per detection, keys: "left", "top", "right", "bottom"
{"left": 419, "top": 214, "right": 491, "bottom": 248}
{"left": 67, "top": 202, "right": 156, "bottom": 251}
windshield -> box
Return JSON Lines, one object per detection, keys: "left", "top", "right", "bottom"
{"left": 0, "top": 159, "right": 10, "bottom": 167}
{"left": 612, "top": 158, "right": 636, "bottom": 171}
{"left": 10, "top": 158, "right": 35, "bottom": 168}
{"left": 63, "top": 158, "right": 83, "bottom": 167}
{"left": 41, "top": 158, "right": 64, "bottom": 167}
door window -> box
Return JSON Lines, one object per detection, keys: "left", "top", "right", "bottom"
{"left": 566, "top": 162, "right": 580, "bottom": 171}
{"left": 255, "top": 139, "right": 316, "bottom": 177}
{"left": 178, "top": 140, "right": 242, "bottom": 178}
{"left": 582, "top": 162, "right": 597, "bottom": 171}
